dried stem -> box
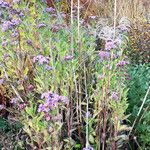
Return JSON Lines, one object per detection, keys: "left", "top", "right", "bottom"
{"left": 84, "top": 63, "right": 89, "bottom": 148}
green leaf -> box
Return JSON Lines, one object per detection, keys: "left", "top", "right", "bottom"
{"left": 75, "top": 144, "right": 81, "bottom": 149}
{"left": 23, "top": 67, "right": 29, "bottom": 76}
{"left": 89, "top": 134, "right": 95, "bottom": 144}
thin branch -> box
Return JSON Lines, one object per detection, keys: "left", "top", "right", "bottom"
{"left": 113, "top": 0, "right": 117, "bottom": 39}
{"left": 84, "top": 63, "right": 89, "bottom": 148}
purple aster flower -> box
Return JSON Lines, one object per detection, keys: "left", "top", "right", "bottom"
{"left": 11, "top": 31, "right": 18, "bottom": 37}
{"left": 3, "top": 53, "right": 9, "bottom": 59}
{"left": 10, "top": 9, "right": 18, "bottom": 15}
{"left": 39, "top": 57, "right": 49, "bottom": 65}
{"left": 89, "top": 15, "right": 96, "bottom": 19}
{"left": 38, "top": 104, "right": 44, "bottom": 112}
{"left": 41, "top": 0, "right": 46, "bottom": 3}
{"left": 0, "top": 11, "right": 2, "bottom": 16}
{"left": 111, "top": 92, "right": 119, "bottom": 101}
{"left": 1, "top": 2, "right": 9, "bottom": 8}
{"left": 33, "top": 56, "right": 38, "bottom": 63}
{"left": 2, "top": 40, "right": 8, "bottom": 47}
{"left": 26, "top": 39, "right": 32, "bottom": 45}
{"left": 60, "top": 13, "right": 66, "bottom": 18}
{"left": 33, "top": 55, "right": 49, "bottom": 65}
{"left": 59, "top": 96, "right": 69, "bottom": 104}
{"left": 10, "top": 40, "right": 19, "bottom": 46}
{"left": 13, "top": 0, "right": 20, "bottom": 4}
{"left": 86, "top": 111, "right": 91, "bottom": 118}
{"left": 116, "top": 60, "right": 128, "bottom": 67}
{"left": 51, "top": 14, "right": 57, "bottom": 17}
{"left": 43, "top": 103, "right": 51, "bottom": 112}
{"left": 83, "top": 146, "right": 93, "bottom": 150}
{"left": 105, "top": 39, "right": 116, "bottom": 50}
{"left": 64, "top": 55, "right": 74, "bottom": 61}
{"left": 36, "top": 23, "right": 46, "bottom": 28}
{"left": 19, "top": 12, "right": 24, "bottom": 17}
{"left": 99, "top": 51, "right": 110, "bottom": 60}
{"left": 41, "top": 91, "right": 52, "bottom": 99}
{"left": 112, "top": 53, "right": 117, "bottom": 59}
{"left": 11, "top": 18, "right": 21, "bottom": 26}
{"left": 18, "top": 103, "right": 27, "bottom": 110}
{"left": 114, "top": 38, "right": 122, "bottom": 46}
{"left": 0, "top": 104, "right": 5, "bottom": 110}
{"left": 51, "top": 25, "right": 61, "bottom": 32}
{"left": 0, "top": 0, "right": 3, "bottom": 5}
{"left": 39, "top": 91, "right": 69, "bottom": 113}
{"left": 2, "top": 35, "right": 7, "bottom": 47}
{"left": 45, "top": 65, "right": 52, "bottom": 71}
{"left": 10, "top": 97, "right": 18, "bottom": 104}
{"left": 1, "top": 21, "right": 12, "bottom": 32}
{"left": 45, "top": 7, "right": 55, "bottom": 13}
{"left": 48, "top": 126, "right": 53, "bottom": 133}
{"left": 0, "top": 78, "right": 4, "bottom": 84}
{"left": 45, "top": 113, "right": 51, "bottom": 121}
{"left": 27, "top": 84, "right": 34, "bottom": 91}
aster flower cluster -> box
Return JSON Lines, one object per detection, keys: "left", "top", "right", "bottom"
{"left": 45, "top": 7, "right": 66, "bottom": 19}
{"left": 98, "top": 38, "right": 129, "bottom": 69}
{"left": 33, "top": 55, "right": 50, "bottom": 65}
{"left": 117, "top": 60, "right": 129, "bottom": 68}
{"left": 10, "top": 97, "right": 19, "bottom": 104}
{"left": 18, "top": 103, "right": 27, "bottom": 110}
{"left": 98, "top": 38, "right": 119, "bottom": 61}
{"left": 33, "top": 55, "right": 53, "bottom": 71}
{"left": 0, "top": 0, "right": 10, "bottom": 8}
{"left": 1, "top": 19, "right": 21, "bottom": 31}
{"left": 0, "top": 0, "right": 24, "bottom": 35}
{"left": 38, "top": 92, "right": 68, "bottom": 121}
{"left": 38, "top": 91, "right": 68, "bottom": 113}
{"left": 105, "top": 39, "right": 117, "bottom": 51}
{"left": 99, "top": 51, "right": 110, "bottom": 60}
{"left": 97, "top": 17, "right": 131, "bottom": 64}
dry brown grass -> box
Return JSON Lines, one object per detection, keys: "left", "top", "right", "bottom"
{"left": 95, "top": 0, "right": 150, "bottom": 26}
{"left": 56, "top": 0, "right": 150, "bottom": 26}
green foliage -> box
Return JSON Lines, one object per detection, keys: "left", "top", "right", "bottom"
{"left": 127, "top": 64, "right": 150, "bottom": 116}
{"left": 127, "top": 63, "right": 150, "bottom": 148}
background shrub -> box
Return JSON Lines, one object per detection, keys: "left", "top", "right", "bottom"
{"left": 127, "top": 63, "right": 150, "bottom": 148}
